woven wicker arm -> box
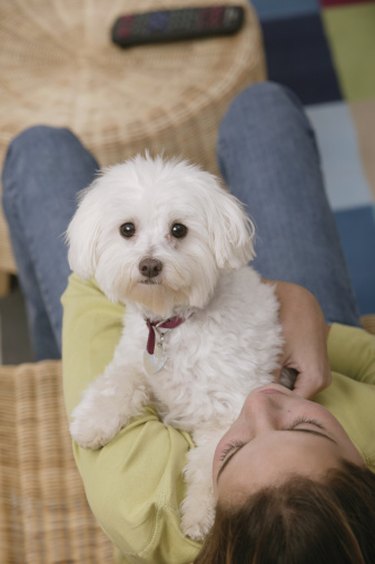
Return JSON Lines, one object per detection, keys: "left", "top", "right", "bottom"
{"left": 0, "top": 361, "right": 114, "bottom": 564}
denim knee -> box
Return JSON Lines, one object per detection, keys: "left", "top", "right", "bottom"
{"left": 217, "top": 81, "right": 317, "bottom": 165}
{"left": 2, "top": 126, "right": 81, "bottom": 210}
{"left": 222, "top": 82, "right": 304, "bottom": 127}
{"left": 9, "top": 124, "right": 77, "bottom": 149}
{"left": 3, "top": 125, "right": 78, "bottom": 175}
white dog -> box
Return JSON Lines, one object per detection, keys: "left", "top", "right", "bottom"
{"left": 67, "top": 154, "right": 283, "bottom": 540}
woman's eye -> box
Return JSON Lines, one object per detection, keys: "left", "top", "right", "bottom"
{"left": 119, "top": 222, "right": 136, "bottom": 238}
{"left": 288, "top": 417, "right": 324, "bottom": 431}
{"left": 219, "top": 440, "right": 245, "bottom": 462}
{"left": 171, "top": 223, "right": 188, "bottom": 239}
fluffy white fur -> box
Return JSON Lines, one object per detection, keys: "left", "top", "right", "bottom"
{"left": 67, "top": 154, "right": 283, "bottom": 540}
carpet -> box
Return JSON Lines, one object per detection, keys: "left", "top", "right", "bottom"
{"left": 251, "top": 0, "right": 375, "bottom": 315}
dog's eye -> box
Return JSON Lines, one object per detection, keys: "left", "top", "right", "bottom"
{"left": 171, "top": 223, "right": 188, "bottom": 239}
{"left": 119, "top": 222, "right": 136, "bottom": 238}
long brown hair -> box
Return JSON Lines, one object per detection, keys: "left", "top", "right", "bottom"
{"left": 195, "top": 461, "right": 375, "bottom": 564}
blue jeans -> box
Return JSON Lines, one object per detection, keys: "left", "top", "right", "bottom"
{"left": 2, "top": 82, "right": 360, "bottom": 360}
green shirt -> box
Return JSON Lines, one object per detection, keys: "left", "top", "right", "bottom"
{"left": 62, "top": 274, "right": 375, "bottom": 564}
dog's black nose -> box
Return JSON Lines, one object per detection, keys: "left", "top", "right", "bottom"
{"left": 139, "top": 258, "right": 163, "bottom": 278}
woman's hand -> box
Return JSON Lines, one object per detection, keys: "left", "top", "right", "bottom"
{"left": 267, "top": 280, "right": 331, "bottom": 398}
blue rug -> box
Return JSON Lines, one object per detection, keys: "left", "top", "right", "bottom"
{"left": 251, "top": 0, "right": 375, "bottom": 314}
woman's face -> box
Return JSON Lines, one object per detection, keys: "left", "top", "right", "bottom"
{"left": 212, "top": 384, "right": 364, "bottom": 505}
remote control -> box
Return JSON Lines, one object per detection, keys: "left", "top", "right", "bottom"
{"left": 111, "top": 5, "right": 245, "bottom": 48}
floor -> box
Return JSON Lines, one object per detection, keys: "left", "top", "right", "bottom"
{"left": 0, "top": 278, "right": 33, "bottom": 364}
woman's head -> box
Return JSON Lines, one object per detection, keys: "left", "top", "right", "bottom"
{"left": 196, "top": 461, "right": 375, "bottom": 563}
{"left": 198, "top": 384, "right": 374, "bottom": 563}
{"left": 212, "top": 384, "right": 364, "bottom": 506}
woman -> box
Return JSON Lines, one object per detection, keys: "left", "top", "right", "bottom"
{"left": 201, "top": 371, "right": 375, "bottom": 562}
{"left": 3, "top": 82, "right": 375, "bottom": 563}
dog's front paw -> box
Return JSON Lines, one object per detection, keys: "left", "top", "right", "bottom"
{"left": 70, "top": 398, "right": 126, "bottom": 449}
{"left": 181, "top": 492, "right": 215, "bottom": 541}
{"left": 70, "top": 415, "right": 123, "bottom": 450}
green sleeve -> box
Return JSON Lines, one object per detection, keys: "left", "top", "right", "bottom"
{"left": 314, "top": 324, "right": 375, "bottom": 471}
{"left": 327, "top": 323, "right": 375, "bottom": 385}
{"left": 62, "top": 274, "right": 201, "bottom": 563}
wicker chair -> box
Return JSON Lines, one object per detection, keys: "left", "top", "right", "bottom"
{"left": 1, "top": 316, "right": 374, "bottom": 563}
{"left": 0, "top": 361, "right": 114, "bottom": 564}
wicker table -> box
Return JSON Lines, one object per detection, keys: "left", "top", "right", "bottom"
{"left": 0, "top": 0, "right": 265, "bottom": 291}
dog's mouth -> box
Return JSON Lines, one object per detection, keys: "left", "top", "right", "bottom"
{"left": 139, "top": 279, "right": 161, "bottom": 285}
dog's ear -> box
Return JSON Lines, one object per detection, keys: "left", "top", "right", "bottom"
{"left": 206, "top": 181, "right": 255, "bottom": 270}
{"left": 66, "top": 181, "right": 102, "bottom": 279}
